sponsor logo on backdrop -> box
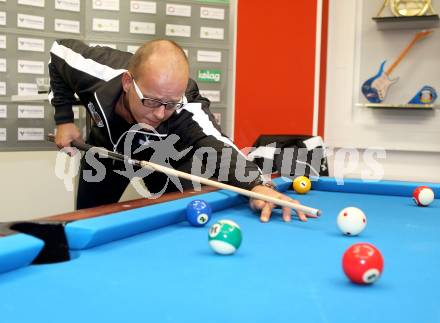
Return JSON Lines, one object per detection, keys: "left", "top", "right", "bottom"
{"left": 197, "top": 69, "right": 221, "bottom": 83}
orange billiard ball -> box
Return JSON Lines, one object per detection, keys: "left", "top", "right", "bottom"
{"left": 292, "top": 176, "right": 311, "bottom": 194}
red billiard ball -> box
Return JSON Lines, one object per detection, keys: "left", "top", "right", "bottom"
{"left": 342, "top": 243, "right": 384, "bottom": 284}
{"left": 413, "top": 186, "right": 435, "bottom": 207}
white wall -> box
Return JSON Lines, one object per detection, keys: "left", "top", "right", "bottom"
{"left": 0, "top": 151, "right": 74, "bottom": 221}
{"left": 0, "top": 151, "right": 145, "bottom": 221}
{"left": 325, "top": 0, "right": 440, "bottom": 183}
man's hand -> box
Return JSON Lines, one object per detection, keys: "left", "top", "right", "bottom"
{"left": 55, "top": 123, "right": 82, "bottom": 155}
{"left": 249, "top": 185, "right": 318, "bottom": 223}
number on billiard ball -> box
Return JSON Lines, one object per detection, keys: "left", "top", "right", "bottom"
{"left": 342, "top": 243, "right": 384, "bottom": 284}
{"left": 186, "top": 200, "right": 212, "bottom": 227}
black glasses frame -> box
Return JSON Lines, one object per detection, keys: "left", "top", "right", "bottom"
{"left": 132, "top": 77, "right": 185, "bottom": 111}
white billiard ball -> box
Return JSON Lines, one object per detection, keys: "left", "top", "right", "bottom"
{"left": 337, "top": 207, "right": 367, "bottom": 236}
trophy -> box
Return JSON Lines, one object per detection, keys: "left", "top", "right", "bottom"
{"left": 376, "top": 0, "right": 436, "bottom": 17}
{"left": 391, "top": 0, "right": 434, "bottom": 16}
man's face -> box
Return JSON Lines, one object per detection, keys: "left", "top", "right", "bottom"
{"left": 124, "top": 65, "right": 188, "bottom": 128}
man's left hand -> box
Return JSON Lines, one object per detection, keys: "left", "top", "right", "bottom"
{"left": 249, "top": 185, "right": 318, "bottom": 223}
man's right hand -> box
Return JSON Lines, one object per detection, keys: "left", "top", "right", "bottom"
{"left": 55, "top": 123, "right": 82, "bottom": 155}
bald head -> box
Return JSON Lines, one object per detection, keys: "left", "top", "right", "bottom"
{"left": 122, "top": 39, "right": 189, "bottom": 123}
{"left": 128, "top": 39, "right": 189, "bottom": 80}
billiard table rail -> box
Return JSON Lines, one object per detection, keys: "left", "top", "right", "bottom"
{"left": 0, "top": 177, "right": 437, "bottom": 276}
{"left": 0, "top": 185, "right": 248, "bottom": 274}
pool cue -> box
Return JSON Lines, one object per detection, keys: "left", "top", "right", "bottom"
{"left": 47, "top": 134, "right": 321, "bottom": 216}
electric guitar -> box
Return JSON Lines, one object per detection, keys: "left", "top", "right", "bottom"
{"left": 362, "top": 30, "right": 433, "bottom": 103}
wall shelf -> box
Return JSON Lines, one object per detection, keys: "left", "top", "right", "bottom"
{"left": 358, "top": 103, "right": 437, "bottom": 110}
{"left": 372, "top": 14, "right": 439, "bottom": 30}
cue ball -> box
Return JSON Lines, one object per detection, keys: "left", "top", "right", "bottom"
{"left": 186, "top": 200, "right": 211, "bottom": 227}
{"left": 342, "top": 243, "right": 384, "bottom": 284}
{"left": 208, "top": 219, "right": 242, "bottom": 255}
{"left": 337, "top": 207, "right": 367, "bottom": 236}
{"left": 293, "top": 176, "right": 311, "bottom": 194}
{"left": 413, "top": 186, "right": 435, "bottom": 207}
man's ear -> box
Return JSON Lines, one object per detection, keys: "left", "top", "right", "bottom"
{"left": 121, "top": 72, "right": 132, "bottom": 93}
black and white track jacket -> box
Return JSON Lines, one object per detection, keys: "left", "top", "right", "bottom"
{"left": 48, "top": 39, "right": 263, "bottom": 190}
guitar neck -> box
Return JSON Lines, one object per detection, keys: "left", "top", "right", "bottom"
{"left": 385, "top": 33, "right": 429, "bottom": 76}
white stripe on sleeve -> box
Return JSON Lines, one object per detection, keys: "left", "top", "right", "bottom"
{"left": 182, "top": 102, "right": 249, "bottom": 160}
{"left": 50, "top": 41, "right": 126, "bottom": 82}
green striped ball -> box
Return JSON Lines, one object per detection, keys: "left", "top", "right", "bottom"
{"left": 208, "top": 220, "right": 242, "bottom": 255}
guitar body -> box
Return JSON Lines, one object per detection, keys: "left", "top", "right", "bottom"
{"left": 361, "top": 30, "right": 433, "bottom": 103}
{"left": 362, "top": 61, "right": 398, "bottom": 103}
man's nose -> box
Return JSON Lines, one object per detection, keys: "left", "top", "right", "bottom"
{"left": 153, "top": 105, "right": 166, "bottom": 120}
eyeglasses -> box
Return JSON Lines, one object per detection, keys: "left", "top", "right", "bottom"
{"left": 132, "top": 77, "right": 185, "bottom": 110}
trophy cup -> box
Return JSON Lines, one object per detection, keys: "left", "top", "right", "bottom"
{"left": 391, "top": 0, "right": 435, "bottom": 16}
{"left": 376, "top": 0, "right": 436, "bottom": 17}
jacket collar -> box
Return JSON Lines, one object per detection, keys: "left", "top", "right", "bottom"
{"left": 95, "top": 73, "right": 124, "bottom": 122}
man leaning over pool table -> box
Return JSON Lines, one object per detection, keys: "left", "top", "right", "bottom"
{"left": 49, "top": 38, "right": 317, "bottom": 223}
